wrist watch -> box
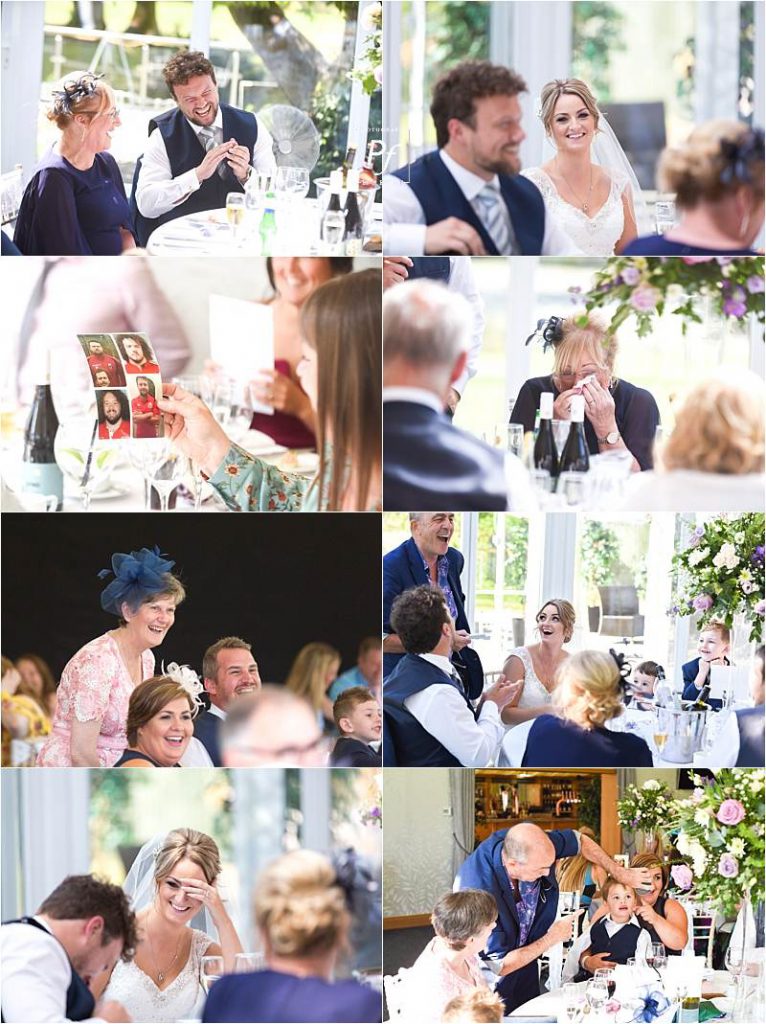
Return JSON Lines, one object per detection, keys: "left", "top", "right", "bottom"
{"left": 597, "top": 430, "right": 620, "bottom": 445}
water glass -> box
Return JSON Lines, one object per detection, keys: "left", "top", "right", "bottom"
{"left": 506, "top": 422, "right": 524, "bottom": 458}
{"left": 558, "top": 471, "right": 588, "bottom": 507}
{"left": 277, "top": 165, "right": 310, "bottom": 199}
{"left": 321, "top": 208, "right": 346, "bottom": 250}
{"left": 211, "top": 380, "right": 235, "bottom": 429}
{"left": 149, "top": 444, "right": 187, "bottom": 512}
{"left": 586, "top": 978, "right": 608, "bottom": 1015}
{"left": 200, "top": 955, "right": 224, "bottom": 993}
{"left": 54, "top": 418, "right": 120, "bottom": 511}
{"left": 563, "top": 982, "right": 580, "bottom": 1021}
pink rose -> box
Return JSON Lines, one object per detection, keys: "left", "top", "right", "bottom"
{"left": 629, "top": 285, "right": 662, "bottom": 312}
{"left": 718, "top": 853, "right": 739, "bottom": 878}
{"left": 692, "top": 594, "right": 714, "bottom": 612}
{"left": 671, "top": 864, "right": 693, "bottom": 889}
{"left": 716, "top": 799, "right": 746, "bottom": 826}
{"left": 681, "top": 256, "right": 715, "bottom": 264}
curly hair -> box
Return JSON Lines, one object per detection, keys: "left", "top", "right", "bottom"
{"left": 431, "top": 60, "right": 527, "bottom": 149}
{"left": 662, "top": 371, "right": 764, "bottom": 475}
{"left": 658, "top": 120, "right": 765, "bottom": 207}
{"left": 390, "top": 584, "right": 450, "bottom": 655}
{"left": 539, "top": 78, "right": 600, "bottom": 136}
{"left": 163, "top": 50, "right": 217, "bottom": 98}
{"left": 431, "top": 890, "right": 497, "bottom": 950}
{"left": 254, "top": 850, "right": 349, "bottom": 957}
{"left": 553, "top": 650, "right": 624, "bottom": 729}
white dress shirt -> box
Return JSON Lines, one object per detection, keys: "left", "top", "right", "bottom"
{"left": 447, "top": 256, "right": 484, "bottom": 396}
{"left": 1, "top": 918, "right": 106, "bottom": 1023}
{"left": 383, "top": 149, "right": 582, "bottom": 255}
{"left": 563, "top": 914, "right": 651, "bottom": 982}
{"left": 403, "top": 652, "right": 504, "bottom": 767}
{"left": 136, "top": 107, "right": 277, "bottom": 218}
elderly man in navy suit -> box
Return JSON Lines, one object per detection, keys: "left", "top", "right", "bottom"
{"left": 383, "top": 278, "right": 535, "bottom": 511}
{"left": 455, "top": 823, "right": 655, "bottom": 1013}
{"left": 132, "top": 50, "right": 276, "bottom": 245}
{"left": 194, "top": 636, "right": 262, "bottom": 766}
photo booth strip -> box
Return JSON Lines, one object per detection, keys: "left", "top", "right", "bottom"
{"left": 78, "top": 333, "right": 164, "bottom": 441}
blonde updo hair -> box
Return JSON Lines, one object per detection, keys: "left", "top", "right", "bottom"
{"left": 126, "top": 676, "right": 198, "bottom": 747}
{"left": 285, "top": 642, "right": 341, "bottom": 714}
{"left": 47, "top": 72, "right": 115, "bottom": 131}
{"left": 662, "top": 370, "right": 765, "bottom": 476}
{"left": 539, "top": 78, "right": 600, "bottom": 136}
{"left": 254, "top": 850, "right": 349, "bottom": 957}
{"left": 153, "top": 828, "right": 221, "bottom": 886}
{"left": 536, "top": 598, "right": 577, "bottom": 643}
{"left": 551, "top": 313, "right": 618, "bottom": 379}
{"left": 553, "top": 650, "right": 624, "bottom": 729}
{"left": 658, "top": 120, "right": 765, "bottom": 208}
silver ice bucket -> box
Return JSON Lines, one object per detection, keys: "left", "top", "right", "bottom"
{"left": 657, "top": 706, "right": 709, "bottom": 763}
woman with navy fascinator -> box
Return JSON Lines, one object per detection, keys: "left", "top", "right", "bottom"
{"left": 37, "top": 546, "right": 185, "bottom": 767}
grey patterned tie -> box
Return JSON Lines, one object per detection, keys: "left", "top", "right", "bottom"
{"left": 198, "top": 126, "right": 227, "bottom": 179}
{"left": 474, "top": 183, "right": 512, "bottom": 254}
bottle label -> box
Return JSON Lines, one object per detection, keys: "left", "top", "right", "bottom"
{"left": 21, "top": 461, "right": 64, "bottom": 509}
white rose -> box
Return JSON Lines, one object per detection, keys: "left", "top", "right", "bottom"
{"left": 677, "top": 833, "right": 692, "bottom": 856}
{"left": 642, "top": 780, "right": 661, "bottom": 790}
{"left": 713, "top": 543, "right": 739, "bottom": 571}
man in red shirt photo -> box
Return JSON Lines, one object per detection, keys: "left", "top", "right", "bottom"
{"left": 131, "top": 376, "right": 162, "bottom": 438}
{"left": 97, "top": 390, "right": 131, "bottom": 439}
{"left": 116, "top": 334, "right": 161, "bottom": 374}
{"left": 84, "top": 338, "right": 126, "bottom": 386}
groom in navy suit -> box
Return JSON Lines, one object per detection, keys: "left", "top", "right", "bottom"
{"left": 194, "top": 636, "right": 262, "bottom": 766}
{"left": 384, "top": 60, "right": 578, "bottom": 256}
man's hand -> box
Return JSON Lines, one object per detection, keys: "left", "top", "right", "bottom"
{"left": 225, "top": 140, "right": 252, "bottom": 184}
{"left": 425, "top": 217, "right": 486, "bottom": 255}
{"left": 453, "top": 629, "right": 472, "bottom": 651}
{"left": 617, "top": 865, "right": 654, "bottom": 890}
{"left": 582, "top": 951, "right": 617, "bottom": 972}
{"left": 548, "top": 912, "right": 580, "bottom": 945}
{"left": 483, "top": 675, "right": 521, "bottom": 711}
{"left": 196, "top": 141, "right": 237, "bottom": 183}
{"left": 383, "top": 256, "right": 413, "bottom": 289}
{"left": 95, "top": 1000, "right": 132, "bottom": 1023}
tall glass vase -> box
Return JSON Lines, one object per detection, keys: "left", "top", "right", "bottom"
{"left": 731, "top": 891, "right": 765, "bottom": 1023}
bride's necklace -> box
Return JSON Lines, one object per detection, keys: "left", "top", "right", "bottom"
{"left": 146, "top": 922, "right": 183, "bottom": 983}
{"left": 556, "top": 159, "right": 594, "bottom": 213}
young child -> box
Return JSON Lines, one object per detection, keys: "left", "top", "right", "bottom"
{"left": 442, "top": 989, "right": 504, "bottom": 1024}
{"left": 630, "top": 661, "right": 664, "bottom": 708}
{"left": 329, "top": 686, "right": 381, "bottom": 766}
{"left": 574, "top": 878, "right": 651, "bottom": 981}
{"left": 682, "top": 619, "right": 731, "bottom": 709}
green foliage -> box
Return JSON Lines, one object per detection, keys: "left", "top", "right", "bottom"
{"left": 579, "top": 776, "right": 602, "bottom": 836}
{"left": 90, "top": 770, "right": 136, "bottom": 852}
{"left": 425, "top": 1, "right": 490, "bottom": 99}
{"left": 475, "top": 515, "right": 528, "bottom": 594}
{"left": 580, "top": 521, "right": 620, "bottom": 591}
{"left": 571, "top": 1, "right": 626, "bottom": 100}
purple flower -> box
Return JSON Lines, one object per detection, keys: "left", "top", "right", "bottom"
{"left": 718, "top": 853, "right": 739, "bottom": 878}
{"left": 692, "top": 594, "right": 714, "bottom": 612}
{"left": 715, "top": 256, "right": 735, "bottom": 265}
{"left": 671, "top": 864, "right": 694, "bottom": 889}
{"left": 630, "top": 285, "right": 662, "bottom": 312}
{"left": 756, "top": 599, "right": 766, "bottom": 617}
{"left": 622, "top": 266, "right": 641, "bottom": 285}
{"left": 746, "top": 275, "right": 765, "bottom": 294}
{"left": 723, "top": 298, "right": 748, "bottom": 317}
{"left": 751, "top": 546, "right": 765, "bottom": 565}
{"left": 716, "top": 799, "right": 746, "bottom": 825}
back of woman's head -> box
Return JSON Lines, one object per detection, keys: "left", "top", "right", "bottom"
{"left": 153, "top": 828, "right": 221, "bottom": 886}
{"left": 431, "top": 889, "right": 497, "bottom": 950}
{"left": 662, "top": 370, "right": 765, "bottom": 475}
{"left": 301, "top": 268, "right": 382, "bottom": 510}
{"left": 285, "top": 642, "right": 341, "bottom": 709}
{"left": 254, "top": 850, "right": 348, "bottom": 957}
{"left": 553, "top": 650, "right": 623, "bottom": 729}
{"left": 659, "top": 121, "right": 765, "bottom": 208}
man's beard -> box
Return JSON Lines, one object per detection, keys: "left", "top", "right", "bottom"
{"left": 185, "top": 100, "right": 219, "bottom": 128}
{"left": 105, "top": 410, "right": 122, "bottom": 424}
{"left": 475, "top": 149, "right": 521, "bottom": 177}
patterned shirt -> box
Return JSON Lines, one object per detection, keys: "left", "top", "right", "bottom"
{"left": 421, "top": 552, "right": 458, "bottom": 621}
{"left": 516, "top": 880, "right": 542, "bottom": 945}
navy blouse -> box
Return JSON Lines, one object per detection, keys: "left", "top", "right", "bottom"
{"left": 14, "top": 147, "right": 133, "bottom": 255}
{"left": 521, "top": 715, "right": 653, "bottom": 767}
{"left": 622, "top": 235, "right": 757, "bottom": 257}
{"left": 511, "top": 374, "right": 660, "bottom": 471}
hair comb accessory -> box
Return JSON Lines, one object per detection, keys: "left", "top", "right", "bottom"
{"left": 719, "top": 128, "right": 765, "bottom": 186}
{"left": 162, "top": 662, "right": 204, "bottom": 711}
{"left": 98, "top": 545, "right": 176, "bottom": 616}
{"left": 609, "top": 648, "right": 631, "bottom": 696}
{"left": 331, "top": 848, "right": 379, "bottom": 925}
{"left": 51, "top": 72, "right": 104, "bottom": 114}
{"left": 525, "top": 316, "right": 564, "bottom": 352}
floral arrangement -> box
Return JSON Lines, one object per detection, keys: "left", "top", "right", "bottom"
{"left": 361, "top": 803, "right": 382, "bottom": 828}
{"left": 573, "top": 256, "right": 765, "bottom": 337}
{"left": 350, "top": 2, "right": 382, "bottom": 95}
{"left": 669, "top": 513, "right": 765, "bottom": 643}
{"left": 617, "top": 779, "right": 677, "bottom": 839}
{"left": 668, "top": 769, "right": 765, "bottom": 916}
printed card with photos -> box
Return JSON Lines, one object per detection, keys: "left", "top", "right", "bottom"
{"left": 78, "top": 333, "right": 164, "bottom": 441}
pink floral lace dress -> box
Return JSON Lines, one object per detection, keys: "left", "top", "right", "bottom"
{"left": 37, "top": 633, "right": 154, "bottom": 766}
{"left": 400, "top": 938, "right": 490, "bottom": 1024}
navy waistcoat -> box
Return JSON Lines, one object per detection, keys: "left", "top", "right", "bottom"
{"left": 390, "top": 151, "right": 545, "bottom": 254}
{"left": 736, "top": 707, "right": 765, "bottom": 766}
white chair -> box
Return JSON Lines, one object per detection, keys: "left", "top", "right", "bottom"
{"left": 1, "top": 165, "right": 24, "bottom": 225}
{"left": 679, "top": 898, "right": 718, "bottom": 966}
{"left": 483, "top": 670, "right": 503, "bottom": 688}
{"left": 383, "top": 967, "right": 410, "bottom": 1019}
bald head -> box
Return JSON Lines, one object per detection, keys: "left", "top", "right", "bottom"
{"left": 383, "top": 280, "right": 471, "bottom": 396}
{"left": 502, "top": 824, "right": 557, "bottom": 882}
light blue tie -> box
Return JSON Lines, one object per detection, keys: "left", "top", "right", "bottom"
{"left": 198, "top": 126, "right": 228, "bottom": 179}
{"left": 474, "top": 183, "right": 512, "bottom": 254}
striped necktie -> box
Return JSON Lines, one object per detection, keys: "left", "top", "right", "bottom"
{"left": 474, "top": 183, "right": 512, "bottom": 254}
{"left": 198, "top": 126, "right": 227, "bottom": 179}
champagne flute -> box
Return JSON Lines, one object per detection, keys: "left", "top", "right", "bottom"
{"left": 653, "top": 730, "right": 669, "bottom": 757}
{"left": 200, "top": 954, "right": 225, "bottom": 993}
{"left": 563, "top": 982, "right": 580, "bottom": 1021}
{"left": 226, "top": 192, "right": 246, "bottom": 242}
{"left": 149, "top": 443, "right": 186, "bottom": 512}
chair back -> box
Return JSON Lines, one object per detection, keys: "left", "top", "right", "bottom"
{"left": 383, "top": 967, "right": 410, "bottom": 1018}
{"left": 1, "top": 165, "right": 24, "bottom": 225}
{"left": 680, "top": 898, "right": 718, "bottom": 965}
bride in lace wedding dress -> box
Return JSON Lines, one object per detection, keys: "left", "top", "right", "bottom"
{"left": 100, "top": 829, "right": 243, "bottom": 1023}
{"left": 521, "top": 79, "right": 646, "bottom": 256}
{"left": 501, "top": 600, "right": 575, "bottom": 728}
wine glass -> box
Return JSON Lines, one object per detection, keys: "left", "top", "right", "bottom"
{"left": 563, "top": 982, "right": 580, "bottom": 1021}
{"left": 653, "top": 729, "right": 669, "bottom": 758}
{"left": 211, "top": 380, "right": 235, "bottom": 429}
{"left": 586, "top": 978, "right": 608, "bottom": 1019}
{"left": 200, "top": 955, "right": 225, "bottom": 993}
{"left": 246, "top": 171, "right": 273, "bottom": 214}
{"left": 279, "top": 165, "right": 310, "bottom": 200}
{"left": 54, "top": 418, "right": 121, "bottom": 511}
{"left": 594, "top": 968, "right": 616, "bottom": 999}
{"left": 226, "top": 192, "right": 246, "bottom": 241}
{"left": 507, "top": 423, "right": 524, "bottom": 458}
{"left": 234, "top": 952, "right": 265, "bottom": 973}
{"left": 148, "top": 443, "right": 187, "bottom": 512}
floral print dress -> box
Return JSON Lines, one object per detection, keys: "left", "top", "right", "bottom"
{"left": 209, "top": 443, "right": 325, "bottom": 511}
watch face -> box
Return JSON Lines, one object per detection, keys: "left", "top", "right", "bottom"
{"left": 607, "top": 431, "right": 619, "bottom": 444}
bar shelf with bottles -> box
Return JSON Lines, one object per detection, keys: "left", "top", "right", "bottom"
{"left": 474, "top": 770, "right": 620, "bottom": 851}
